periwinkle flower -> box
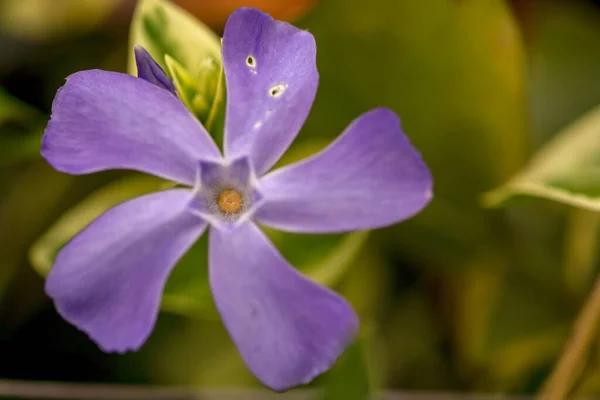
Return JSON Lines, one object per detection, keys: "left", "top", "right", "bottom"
{"left": 41, "top": 7, "right": 432, "bottom": 391}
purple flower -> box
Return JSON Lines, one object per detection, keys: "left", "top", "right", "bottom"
{"left": 41, "top": 7, "right": 432, "bottom": 391}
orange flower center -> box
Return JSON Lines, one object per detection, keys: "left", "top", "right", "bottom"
{"left": 218, "top": 189, "right": 242, "bottom": 213}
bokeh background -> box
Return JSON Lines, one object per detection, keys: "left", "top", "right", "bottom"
{"left": 3, "top": 0, "right": 600, "bottom": 398}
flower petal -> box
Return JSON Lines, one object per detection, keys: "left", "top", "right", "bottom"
{"left": 189, "top": 156, "right": 263, "bottom": 229}
{"left": 255, "top": 108, "right": 433, "bottom": 233}
{"left": 134, "top": 45, "right": 177, "bottom": 94}
{"left": 42, "top": 70, "right": 220, "bottom": 185}
{"left": 209, "top": 222, "right": 358, "bottom": 391}
{"left": 222, "top": 7, "right": 318, "bottom": 175}
{"left": 46, "top": 189, "right": 207, "bottom": 353}
{"left": 197, "top": 156, "right": 254, "bottom": 190}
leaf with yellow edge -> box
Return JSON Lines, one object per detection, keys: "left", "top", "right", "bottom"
{"left": 128, "top": 0, "right": 220, "bottom": 77}
{"left": 164, "top": 55, "right": 198, "bottom": 118}
{"left": 28, "top": 174, "right": 170, "bottom": 277}
{"left": 484, "top": 104, "right": 600, "bottom": 211}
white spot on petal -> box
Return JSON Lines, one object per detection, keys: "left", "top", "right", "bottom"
{"left": 246, "top": 55, "right": 256, "bottom": 68}
{"left": 269, "top": 84, "right": 287, "bottom": 98}
{"left": 253, "top": 121, "right": 263, "bottom": 130}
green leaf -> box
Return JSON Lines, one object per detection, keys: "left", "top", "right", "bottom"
{"left": 164, "top": 55, "right": 199, "bottom": 117}
{"left": 204, "top": 60, "right": 226, "bottom": 148}
{"left": 264, "top": 228, "right": 369, "bottom": 287}
{"left": 164, "top": 54, "right": 223, "bottom": 129}
{"left": 128, "top": 0, "right": 225, "bottom": 137}
{"left": 161, "top": 231, "right": 216, "bottom": 319}
{"left": 481, "top": 284, "right": 570, "bottom": 392}
{"left": 452, "top": 256, "right": 571, "bottom": 391}
{"left": 381, "top": 290, "right": 452, "bottom": 389}
{"left": 128, "top": 0, "right": 220, "bottom": 77}
{"left": 526, "top": 0, "right": 600, "bottom": 144}
{"left": 484, "top": 104, "right": 600, "bottom": 211}
{"left": 0, "top": 88, "right": 45, "bottom": 165}
{"left": 0, "top": 0, "right": 121, "bottom": 40}
{"left": 0, "top": 164, "right": 75, "bottom": 303}
{"left": 319, "top": 336, "right": 372, "bottom": 400}
{"left": 300, "top": 0, "right": 530, "bottom": 263}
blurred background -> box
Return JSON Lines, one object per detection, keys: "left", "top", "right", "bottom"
{"left": 3, "top": 0, "right": 600, "bottom": 398}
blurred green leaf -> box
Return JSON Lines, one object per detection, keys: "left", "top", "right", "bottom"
{"left": 160, "top": 231, "right": 216, "bottom": 319}
{"left": 382, "top": 289, "right": 452, "bottom": 389}
{"left": 300, "top": 0, "right": 530, "bottom": 261}
{"left": 485, "top": 104, "right": 600, "bottom": 211}
{"left": 482, "top": 277, "right": 569, "bottom": 391}
{"left": 0, "top": 88, "right": 45, "bottom": 166}
{"left": 526, "top": 0, "right": 600, "bottom": 145}
{"left": 264, "top": 228, "right": 369, "bottom": 288}
{"left": 122, "top": 314, "right": 256, "bottom": 386}
{"left": 319, "top": 336, "right": 372, "bottom": 400}
{"left": 562, "top": 208, "right": 600, "bottom": 298}
{"left": 452, "top": 255, "right": 570, "bottom": 392}
{"left": 0, "top": 0, "right": 122, "bottom": 40}
{"left": 0, "top": 164, "right": 74, "bottom": 302}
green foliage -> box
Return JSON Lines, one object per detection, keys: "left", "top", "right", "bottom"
{"left": 0, "top": 0, "right": 121, "bottom": 40}
{"left": 128, "top": 0, "right": 220, "bottom": 76}
{"left": 485, "top": 104, "right": 600, "bottom": 210}
{"left": 128, "top": 0, "right": 225, "bottom": 135}
{"left": 0, "top": 88, "right": 45, "bottom": 166}
{"left": 319, "top": 336, "right": 372, "bottom": 400}
{"left": 301, "top": 0, "right": 530, "bottom": 263}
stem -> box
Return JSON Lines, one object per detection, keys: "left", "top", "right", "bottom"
{"left": 563, "top": 209, "right": 600, "bottom": 298}
{"left": 539, "top": 275, "right": 600, "bottom": 400}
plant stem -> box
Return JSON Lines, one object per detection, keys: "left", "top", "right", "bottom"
{"left": 539, "top": 275, "right": 600, "bottom": 400}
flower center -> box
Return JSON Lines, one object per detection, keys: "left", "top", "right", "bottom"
{"left": 217, "top": 189, "right": 243, "bottom": 213}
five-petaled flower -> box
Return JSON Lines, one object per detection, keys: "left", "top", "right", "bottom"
{"left": 41, "top": 7, "right": 433, "bottom": 391}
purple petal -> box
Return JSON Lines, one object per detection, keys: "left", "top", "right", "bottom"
{"left": 198, "top": 156, "right": 253, "bottom": 189}
{"left": 42, "top": 70, "right": 220, "bottom": 185}
{"left": 222, "top": 7, "right": 318, "bottom": 175}
{"left": 134, "top": 45, "right": 176, "bottom": 94}
{"left": 209, "top": 222, "right": 358, "bottom": 391}
{"left": 46, "top": 189, "right": 207, "bottom": 353}
{"left": 255, "top": 108, "right": 433, "bottom": 233}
